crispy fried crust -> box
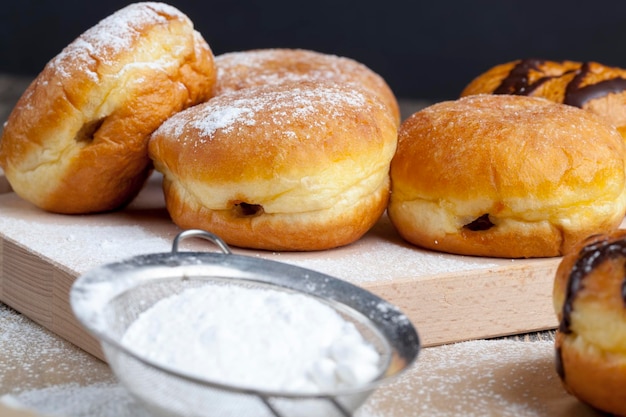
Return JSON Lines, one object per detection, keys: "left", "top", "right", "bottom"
{"left": 0, "top": 2, "right": 217, "bottom": 213}
{"left": 388, "top": 94, "right": 626, "bottom": 258}
{"left": 149, "top": 80, "right": 398, "bottom": 251}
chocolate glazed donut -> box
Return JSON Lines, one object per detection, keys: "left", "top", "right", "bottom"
{"left": 556, "top": 235, "right": 626, "bottom": 374}
{"left": 387, "top": 94, "right": 626, "bottom": 258}
{"left": 553, "top": 231, "right": 626, "bottom": 416}
{"left": 461, "top": 59, "right": 626, "bottom": 138}
{"left": 493, "top": 59, "right": 626, "bottom": 108}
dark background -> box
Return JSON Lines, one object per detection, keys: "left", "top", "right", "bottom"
{"left": 2, "top": 1, "right": 626, "bottom": 101}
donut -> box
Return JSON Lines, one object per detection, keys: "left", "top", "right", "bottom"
{"left": 388, "top": 94, "right": 626, "bottom": 258}
{"left": 148, "top": 80, "right": 398, "bottom": 251}
{"left": 213, "top": 48, "right": 401, "bottom": 126}
{"left": 0, "top": 2, "right": 216, "bottom": 213}
{"left": 461, "top": 59, "right": 626, "bottom": 138}
{"left": 553, "top": 230, "right": 626, "bottom": 416}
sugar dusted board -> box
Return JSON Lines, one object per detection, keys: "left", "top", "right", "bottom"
{"left": 0, "top": 173, "right": 561, "bottom": 361}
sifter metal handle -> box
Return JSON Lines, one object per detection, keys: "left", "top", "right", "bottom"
{"left": 258, "top": 395, "right": 353, "bottom": 417}
{"left": 171, "top": 229, "right": 233, "bottom": 255}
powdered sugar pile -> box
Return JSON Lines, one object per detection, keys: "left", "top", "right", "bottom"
{"left": 121, "top": 284, "right": 381, "bottom": 393}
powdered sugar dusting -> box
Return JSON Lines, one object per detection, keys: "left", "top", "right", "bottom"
{"left": 5, "top": 379, "right": 309, "bottom": 416}
{"left": 155, "top": 82, "right": 369, "bottom": 144}
{"left": 214, "top": 48, "right": 389, "bottom": 100}
{"left": 0, "top": 304, "right": 114, "bottom": 395}
{"left": 191, "top": 106, "right": 256, "bottom": 137}
{"left": 250, "top": 216, "right": 501, "bottom": 283}
{"left": 2, "top": 331, "right": 584, "bottom": 416}
{"left": 158, "top": 103, "right": 256, "bottom": 140}
{"left": 51, "top": 2, "right": 185, "bottom": 77}
{"left": 357, "top": 339, "right": 576, "bottom": 417}
{"left": 0, "top": 217, "right": 170, "bottom": 274}
{"left": 1, "top": 383, "right": 147, "bottom": 417}
{"left": 214, "top": 49, "right": 361, "bottom": 84}
{"left": 212, "top": 48, "right": 401, "bottom": 126}
{"left": 277, "top": 244, "right": 498, "bottom": 283}
{"left": 0, "top": 192, "right": 500, "bottom": 284}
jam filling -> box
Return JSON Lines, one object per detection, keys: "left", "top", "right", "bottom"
{"left": 463, "top": 214, "right": 494, "bottom": 231}
{"left": 233, "top": 202, "right": 264, "bottom": 217}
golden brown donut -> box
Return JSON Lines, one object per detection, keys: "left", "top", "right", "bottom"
{"left": 461, "top": 59, "right": 626, "bottom": 138}
{"left": 0, "top": 2, "right": 216, "bottom": 213}
{"left": 553, "top": 230, "right": 626, "bottom": 416}
{"left": 149, "top": 80, "right": 398, "bottom": 251}
{"left": 214, "top": 48, "right": 401, "bottom": 126}
{"left": 388, "top": 94, "right": 626, "bottom": 258}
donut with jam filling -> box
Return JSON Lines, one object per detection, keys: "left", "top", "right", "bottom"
{"left": 388, "top": 94, "right": 626, "bottom": 258}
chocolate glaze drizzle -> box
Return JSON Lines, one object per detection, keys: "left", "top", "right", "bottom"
{"left": 565, "top": 62, "right": 626, "bottom": 108}
{"left": 560, "top": 238, "right": 626, "bottom": 334}
{"left": 556, "top": 236, "right": 626, "bottom": 380}
{"left": 494, "top": 59, "right": 626, "bottom": 108}
{"left": 493, "top": 59, "right": 551, "bottom": 96}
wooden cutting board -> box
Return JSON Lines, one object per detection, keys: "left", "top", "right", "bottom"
{"left": 0, "top": 173, "right": 561, "bottom": 361}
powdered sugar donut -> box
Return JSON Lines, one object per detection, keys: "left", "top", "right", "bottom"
{"left": 149, "top": 80, "right": 398, "bottom": 251}
{"left": 0, "top": 2, "right": 216, "bottom": 213}
{"left": 214, "top": 48, "right": 400, "bottom": 126}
